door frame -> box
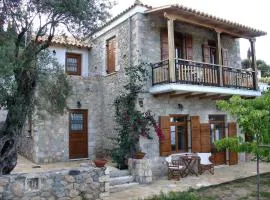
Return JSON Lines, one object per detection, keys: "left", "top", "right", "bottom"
{"left": 169, "top": 114, "right": 188, "bottom": 153}
{"left": 69, "top": 109, "right": 88, "bottom": 159}
{"left": 209, "top": 114, "right": 226, "bottom": 165}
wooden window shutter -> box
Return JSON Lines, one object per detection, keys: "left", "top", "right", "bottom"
{"left": 191, "top": 116, "right": 201, "bottom": 152}
{"left": 160, "top": 29, "right": 168, "bottom": 60}
{"left": 200, "top": 123, "right": 211, "bottom": 152}
{"left": 202, "top": 44, "right": 211, "bottom": 63}
{"left": 159, "top": 116, "right": 171, "bottom": 156}
{"left": 228, "top": 122, "right": 238, "bottom": 165}
{"left": 106, "top": 37, "right": 116, "bottom": 74}
{"left": 222, "top": 48, "right": 229, "bottom": 66}
{"left": 185, "top": 34, "right": 193, "bottom": 60}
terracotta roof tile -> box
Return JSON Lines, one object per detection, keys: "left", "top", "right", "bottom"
{"left": 38, "top": 36, "right": 91, "bottom": 48}
{"left": 146, "top": 4, "right": 266, "bottom": 37}
{"left": 94, "top": 2, "right": 152, "bottom": 33}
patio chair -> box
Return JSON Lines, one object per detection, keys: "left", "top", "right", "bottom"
{"left": 197, "top": 153, "right": 214, "bottom": 175}
{"left": 165, "top": 155, "right": 184, "bottom": 180}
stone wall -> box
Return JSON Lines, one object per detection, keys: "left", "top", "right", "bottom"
{"left": 0, "top": 166, "right": 109, "bottom": 200}
{"left": 90, "top": 13, "right": 240, "bottom": 178}
{"left": 128, "top": 158, "right": 152, "bottom": 184}
{"left": 19, "top": 11, "right": 241, "bottom": 164}
{"left": 89, "top": 16, "right": 135, "bottom": 154}
{"left": 19, "top": 75, "right": 103, "bottom": 163}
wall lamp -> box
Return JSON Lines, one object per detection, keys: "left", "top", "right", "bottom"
{"left": 77, "top": 101, "right": 82, "bottom": 108}
{"left": 178, "top": 103, "right": 183, "bottom": 111}
{"left": 138, "top": 98, "right": 144, "bottom": 108}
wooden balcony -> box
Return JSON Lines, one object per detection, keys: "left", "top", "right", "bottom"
{"left": 151, "top": 59, "right": 260, "bottom": 98}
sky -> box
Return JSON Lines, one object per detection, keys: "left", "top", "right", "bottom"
{"left": 111, "top": 0, "right": 270, "bottom": 63}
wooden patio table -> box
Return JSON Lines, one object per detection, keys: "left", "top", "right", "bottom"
{"left": 181, "top": 155, "right": 200, "bottom": 177}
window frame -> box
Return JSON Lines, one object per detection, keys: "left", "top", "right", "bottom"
{"left": 65, "top": 53, "right": 82, "bottom": 76}
{"left": 209, "top": 115, "right": 225, "bottom": 145}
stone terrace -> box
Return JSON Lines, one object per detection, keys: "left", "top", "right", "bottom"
{"left": 108, "top": 162, "right": 270, "bottom": 200}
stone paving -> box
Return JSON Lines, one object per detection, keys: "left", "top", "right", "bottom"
{"left": 13, "top": 155, "right": 92, "bottom": 173}
{"left": 13, "top": 156, "right": 270, "bottom": 200}
{"left": 108, "top": 162, "right": 270, "bottom": 200}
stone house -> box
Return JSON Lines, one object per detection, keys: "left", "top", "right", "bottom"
{"left": 3, "top": 2, "right": 265, "bottom": 174}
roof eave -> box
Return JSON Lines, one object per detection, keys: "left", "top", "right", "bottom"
{"left": 145, "top": 5, "right": 267, "bottom": 38}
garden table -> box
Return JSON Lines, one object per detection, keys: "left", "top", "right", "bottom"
{"left": 181, "top": 155, "right": 200, "bottom": 177}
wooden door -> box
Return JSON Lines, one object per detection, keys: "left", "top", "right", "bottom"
{"left": 170, "top": 115, "right": 188, "bottom": 153}
{"left": 69, "top": 109, "right": 88, "bottom": 159}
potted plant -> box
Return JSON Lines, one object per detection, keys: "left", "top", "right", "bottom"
{"left": 134, "top": 151, "right": 146, "bottom": 159}
{"left": 93, "top": 158, "right": 107, "bottom": 168}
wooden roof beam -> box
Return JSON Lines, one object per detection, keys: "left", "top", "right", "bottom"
{"left": 200, "top": 94, "right": 221, "bottom": 99}
{"left": 169, "top": 92, "right": 193, "bottom": 98}
{"left": 212, "top": 95, "right": 232, "bottom": 100}
{"left": 164, "top": 13, "right": 251, "bottom": 39}
{"left": 153, "top": 91, "right": 175, "bottom": 97}
{"left": 185, "top": 93, "right": 207, "bottom": 99}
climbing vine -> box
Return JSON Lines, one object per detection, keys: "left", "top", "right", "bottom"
{"left": 111, "top": 63, "right": 164, "bottom": 168}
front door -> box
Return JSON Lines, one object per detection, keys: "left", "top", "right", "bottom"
{"left": 170, "top": 115, "right": 188, "bottom": 153}
{"left": 209, "top": 115, "right": 226, "bottom": 165}
{"left": 69, "top": 109, "right": 88, "bottom": 159}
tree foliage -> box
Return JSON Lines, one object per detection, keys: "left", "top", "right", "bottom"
{"left": 242, "top": 59, "right": 270, "bottom": 77}
{"left": 216, "top": 92, "right": 270, "bottom": 200}
{"left": 0, "top": 0, "right": 111, "bottom": 174}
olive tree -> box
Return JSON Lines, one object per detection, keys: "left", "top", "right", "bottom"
{"left": 0, "top": 0, "right": 111, "bottom": 175}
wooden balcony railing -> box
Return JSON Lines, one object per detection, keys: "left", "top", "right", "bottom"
{"left": 152, "top": 59, "right": 256, "bottom": 90}
{"left": 152, "top": 60, "right": 169, "bottom": 85}
{"left": 175, "top": 59, "right": 220, "bottom": 86}
{"left": 222, "top": 67, "right": 254, "bottom": 89}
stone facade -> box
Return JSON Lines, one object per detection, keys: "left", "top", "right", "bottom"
{"left": 1, "top": 5, "right": 242, "bottom": 165}
{"left": 128, "top": 158, "right": 152, "bottom": 184}
{"left": 0, "top": 166, "right": 109, "bottom": 200}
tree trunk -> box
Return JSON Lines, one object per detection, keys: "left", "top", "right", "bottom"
{"left": 0, "top": 69, "right": 36, "bottom": 175}
{"left": 256, "top": 153, "right": 260, "bottom": 200}
{"left": 256, "top": 132, "right": 260, "bottom": 200}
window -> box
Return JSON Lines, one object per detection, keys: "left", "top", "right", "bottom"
{"left": 106, "top": 37, "right": 116, "bottom": 74}
{"left": 66, "top": 53, "right": 81, "bottom": 75}
{"left": 70, "top": 113, "right": 84, "bottom": 131}
{"left": 209, "top": 115, "right": 225, "bottom": 145}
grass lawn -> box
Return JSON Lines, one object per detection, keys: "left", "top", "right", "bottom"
{"left": 147, "top": 173, "right": 270, "bottom": 200}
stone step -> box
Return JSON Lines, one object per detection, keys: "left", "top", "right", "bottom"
{"left": 109, "top": 169, "right": 130, "bottom": 178}
{"left": 109, "top": 182, "right": 139, "bottom": 193}
{"left": 109, "top": 175, "right": 134, "bottom": 186}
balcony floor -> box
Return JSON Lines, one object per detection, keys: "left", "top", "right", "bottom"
{"left": 150, "top": 83, "right": 261, "bottom": 98}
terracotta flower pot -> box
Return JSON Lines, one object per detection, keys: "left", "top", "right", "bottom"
{"left": 134, "top": 152, "right": 146, "bottom": 159}
{"left": 93, "top": 159, "right": 107, "bottom": 167}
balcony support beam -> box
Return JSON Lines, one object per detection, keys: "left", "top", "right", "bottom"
{"left": 249, "top": 38, "right": 259, "bottom": 91}
{"left": 166, "top": 15, "right": 176, "bottom": 82}
{"left": 216, "top": 29, "right": 223, "bottom": 87}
